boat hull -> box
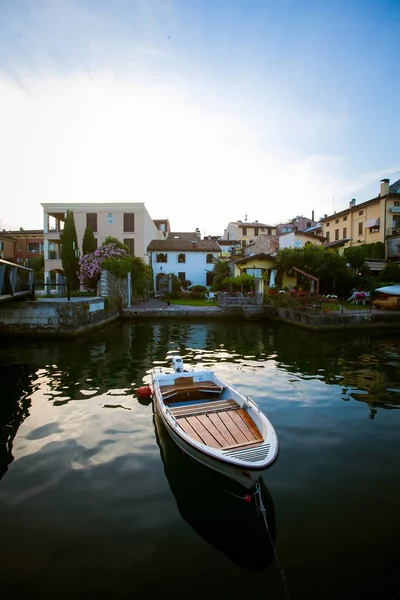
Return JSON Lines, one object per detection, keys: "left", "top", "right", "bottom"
{"left": 154, "top": 399, "right": 266, "bottom": 489}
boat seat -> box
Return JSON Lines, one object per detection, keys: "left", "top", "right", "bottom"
{"left": 169, "top": 398, "right": 238, "bottom": 418}
{"left": 160, "top": 377, "right": 224, "bottom": 401}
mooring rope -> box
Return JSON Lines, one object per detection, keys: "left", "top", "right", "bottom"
{"left": 254, "top": 481, "right": 292, "bottom": 600}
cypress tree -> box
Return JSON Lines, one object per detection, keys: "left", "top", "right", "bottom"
{"left": 60, "top": 210, "right": 80, "bottom": 291}
{"left": 82, "top": 226, "right": 96, "bottom": 255}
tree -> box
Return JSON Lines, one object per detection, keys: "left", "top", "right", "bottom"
{"left": 82, "top": 226, "right": 96, "bottom": 255}
{"left": 210, "top": 258, "right": 231, "bottom": 291}
{"left": 275, "top": 245, "right": 349, "bottom": 294}
{"left": 379, "top": 262, "right": 400, "bottom": 283}
{"left": 60, "top": 210, "right": 79, "bottom": 291}
{"left": 343, "top": 246, "right": 368, "bottom": 276}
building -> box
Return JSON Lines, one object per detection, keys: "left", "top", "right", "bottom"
{"left": 147, "top": 232, "right": 221, "bottom": 291}
{"left": 279, "top": 231, "right": 325, "bottom": 250}
{"left": 276, "top": 214, "right": 317, "bottom": 236}
{"left": 41, "top": 202, "right": 165, "bottom": 284}
{"left": 321, "top": 178, "right": 400, "bottom": 258}
{"left": 222, "top": 220, "right": 276, "bottom": 243}
{"left": 0, "top": 229, "right": 44, "bottom": 263}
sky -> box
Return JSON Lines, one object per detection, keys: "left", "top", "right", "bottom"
{"left": 1, "top": 0, "right": 399, "bottom": 236}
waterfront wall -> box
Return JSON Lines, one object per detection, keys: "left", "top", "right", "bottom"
{"left": 270, "top": 306, "right": 400, "bottom": 330}
{"left": 0, "top": 297, "right": 118, "bottom": 337}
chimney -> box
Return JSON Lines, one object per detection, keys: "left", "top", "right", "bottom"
{"left": 380, "top": 178, "right": 390, "bottom": 196}
{"left": 349, "top": 198, "right": 356, "bottom": 208}
{"left": 312, "top": 210, "right": 314, "bottom": 221}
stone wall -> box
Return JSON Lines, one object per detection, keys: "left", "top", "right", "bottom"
{"left": 0, "top": 297, "right": 118, "bottom": 337}
{"left": 97, "top": 270, "right": 128, "bottom": 308}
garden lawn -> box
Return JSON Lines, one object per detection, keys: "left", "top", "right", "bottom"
{"left": 169, "top": 298, "right": 211, "bottom": 307}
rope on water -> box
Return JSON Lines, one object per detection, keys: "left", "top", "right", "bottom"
{"left": 255, "top": 481, "right": 292, "bottom": 600}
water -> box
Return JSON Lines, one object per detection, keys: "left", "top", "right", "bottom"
{"left": 0, "top": 321, "right": 399, "bottom": 600}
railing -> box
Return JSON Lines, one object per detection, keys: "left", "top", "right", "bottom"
{"left": 0, "top": 259, "right": 34, "bottom": 302}
{"left": 218, "top": 292, "right": 262, "bottom": 306}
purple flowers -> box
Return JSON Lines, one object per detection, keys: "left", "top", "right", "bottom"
{"left": 78, "top": 243, "right": 129, "bottom": 291}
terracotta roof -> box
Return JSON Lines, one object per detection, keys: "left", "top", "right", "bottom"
{"left": 236, "top": 222, "right": 273, "bottom": 228}
{"left": 234, "top": 252, "right": 275, "bottom": 264}
{"left": 147, "top": 232, "right": 220, "bottom": 252}
{"left": 323, "top": 238, "right": 350, "bottom": 249}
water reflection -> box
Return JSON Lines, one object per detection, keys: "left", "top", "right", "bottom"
{"left": 0, "top": 362, "right": 32, "bottom": 482}
{"left": 153, "top": 410, "right": 275, "bottom": 572}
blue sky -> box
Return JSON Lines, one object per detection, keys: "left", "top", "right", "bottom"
{"left": 1, "top": 0, "right": 399, "bottom": 235}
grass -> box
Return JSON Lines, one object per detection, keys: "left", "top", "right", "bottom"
{"left": 169, "top": 298, "right": 214, "bottom": 307}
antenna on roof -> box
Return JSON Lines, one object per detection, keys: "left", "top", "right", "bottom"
{"left": 245, "top": 214, "right": 248, "bottom": 222}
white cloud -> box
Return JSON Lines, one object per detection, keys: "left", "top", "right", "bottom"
{"left": 0, "top": 72, "right": 397, "bottom": 235}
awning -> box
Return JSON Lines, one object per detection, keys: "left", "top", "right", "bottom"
{"left": 365, "top": 217, "right": 380, "bottom": 228}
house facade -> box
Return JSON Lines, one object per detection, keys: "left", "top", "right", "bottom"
{"left": 222, "top": 221, "right": 276, "bottom": 243}
{"left": 279, "top": 231, "right": 325, "bottom": 250}
{"left": 0, "top": 229, "right": 44, "bottom": 263}
{"left": 41, "top": 202, "right": 165, "bottom": 284}
{"left": 147, "top": 233, "right": 221, "bottom": 291}
{"left": 321, "top": 178, "right": 400, "bottom": 259}
{"left": 276, "top": 214, "right": 317, "bottom": 236}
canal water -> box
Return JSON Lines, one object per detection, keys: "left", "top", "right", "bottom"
{"left": 0, "top": 321, "right": 399, "bottom": 599}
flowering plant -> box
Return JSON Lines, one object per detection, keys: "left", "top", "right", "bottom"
{"left": 78, "top": 242, "right": 129, "bottom": 291}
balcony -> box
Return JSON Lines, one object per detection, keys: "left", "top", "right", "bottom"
{"left": 45, "top": 258, "right": 63, "bottom": 272}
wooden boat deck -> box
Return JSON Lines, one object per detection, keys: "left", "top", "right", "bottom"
{"left": 170, "top": 399, "right": 263, "bottom": 450}
{"left": 160, "top": 376, "right": 224, "bottom": 402}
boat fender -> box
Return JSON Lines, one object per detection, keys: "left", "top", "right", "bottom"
{"left": 137, "top": 386, "right": 152, "bottom": 398}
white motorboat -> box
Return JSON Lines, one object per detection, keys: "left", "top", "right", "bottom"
{"left": 151, "top": 356, "right": 279, "bottom": 489}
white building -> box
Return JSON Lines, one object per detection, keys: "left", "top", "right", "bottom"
{"left": 147, "top": 233, "right": 221, "bottom": 291}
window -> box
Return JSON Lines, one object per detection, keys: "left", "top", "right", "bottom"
{"left": 326, "top": 222, "right": 330, "bottom": 227}
{"left": 326, "top": 231, "right": 330, "bottom": 242}
{"left": 241, "top": 227, "right": 247, "bottom": 236}
{"left": 359, "top": 210, "right": 363, "bottom": 216}
{"left": 343, "top": 215, "right": 347, "bottom": 221}
{"left": 267, "top": 228, "right": 272, "bottom": 235}
{"left": 358, "top": 222, "right": 363, "bottom": 235}
{"left": 107, "top": 213, "right": 114, "bottom": 224}
{"left": 27, "top": 243, "right": 40, "bottom": 253}
{"left": 394, "top": 201, "right": 400, "bottom": 207}
{"left": 124, "top": 213, "right": 135, "bottom": 232}
{"left": 343, "top": 227, "right": 347, "bottom": 238}
{"left": 254, "top": 227, "right": 259, "bottom": 236}
{"left": 206, "top": 271, "right": 214, "bottom": 286}
{"left": 124, "top": 239, "right": 135, "bottom": 255}
{"left": 16, "top": 257, "right": 23, "bottom": 263}
{"left": 156, "top": 253, "right": 167, "bottom": 263}
{"left": 178, "top": 253, "right": 185, "bottom": 263}
{"left": 370, "top": 226, "right": 379, "bottom": 233}
{"left": 335, "top": 219, "right": 339, "bottom": 224}
{"left": 17, "top": 244, "right": 22, "bottom": 251}
{"left": 306, "top": 222, "right": 311, "bottom": 228}
{"left": 178, "top": 272, "right": 186, "bottom": 284}
{"left": 335, "top": 229, "right": 339, "bottom": 241}
{"left": 86, "top": 213, "right": 98, "bottom": 232}
{"left": 206, "top": 254, "right": 214, "bottom": 263}
{"left": 0, "top": 241, "right": 2, "bottom": 250}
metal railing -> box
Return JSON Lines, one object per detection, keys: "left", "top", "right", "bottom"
{"left": 0, "top": 258, "right": 34, "bottom": 302}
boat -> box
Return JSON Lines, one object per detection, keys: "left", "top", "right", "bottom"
{"left": 153, "top": 409, "right": 276, "bottom": 571}
{"left": 151, "top": 356, "right": 279, "bottom": 489}
{"left": 374, "top": 285, "right": 400, "bottom": 296}
{"left": 373, "top": 285, "right": 400, "bottom": 310}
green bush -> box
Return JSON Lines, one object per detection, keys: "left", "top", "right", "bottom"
{"left": 189, "top": 291, "right": 205, "bottom": 300}
{"left": 102, "top": 255, "right": 133, "bottom": 278}
{"left": 190, "top": 285, "right": 207, "bottom": 293}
